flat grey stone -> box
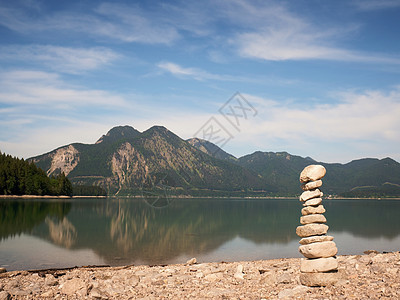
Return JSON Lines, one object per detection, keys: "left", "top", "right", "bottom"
{"left": 296, "top": 224, "right": 329, "bottom": 238}
{"left": 300, "top": 270, "right": 343, "bottom": 287}
{"left": 301, "top": 205, "right": 326, "bottom": 216}
{"left": 301, "top": 180, "right": 323, "bottom": 191}
{"left": 303, "top": 197, "right": 323, "bottom": 206}
{"left": 299, "top": 189, "right": 322, "bottom": 201}
{"left": 300, "top": 257, "right": 338, "bottom": 273}
{"left": 300, "top": 214, "right": 326, "bottom": 225}
{"left": 299, "top": 235, "right": 334, "bottom": 245}
{"left": 299, "top": 241, "right": 338, "bottom": 259}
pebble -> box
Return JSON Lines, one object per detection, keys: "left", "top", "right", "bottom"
{"left": 299, "top": 235, "right": 334, "bottom": 245}
{"left": 296, "top": 223, "right": 329, "bottom": 237}
{"left": 301, "top": 180, "right": 323, "bottom": 191}
{"left": 300, "top": 257, "right": 338, "bottom": 273}
{"left": 44, "top": 275, "right": 58, "bottom": 286}
{"left": 299, "top": 241, "right": 338, "bottom": 259}
{"left": 300, "top": 270, "right": 343, "bottom": 287}
{"left": 300, "top": 214, "right": 326, "bottom": 224}
{"left": 301, "top": 205, "right": 326, "bottom": 215}
{"left": 234, "top": 264, "right": 244, "bottom": 280}
{"left": 303, "top": 197, "right": 323, "bottom": 206}
{"left": 299, "top": 189, "right": 322, "bottom": 201}
{"left": 185, "top": 258, "right": 197, "bottom": 265}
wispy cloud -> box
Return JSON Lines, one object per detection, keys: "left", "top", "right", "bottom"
{"left": 228, "top": 88, "right": 400, "bottom": 162}
{"left": 0, "top": 2, "right": 180, "bottom": 45}
{"left": 1, "top": 1, "right": 397, "bottom": 64}
{"left": 93, "top": 3, "right": 180, "bottom": 44}
{"left": 219, "top": 0, "right": 400, "bottom": 63}
{"left": 157, "top": 61, "right": 246, "bottom": 82}
{"left": 353, "top": 0, "right": 400, "bottom": 11}
{"left": 0, "top": 45, "right": 119, "bottom": 74}
{"left": 245, "top": 88, "right": 400, "bottom": 141}
{"left": 0, "top": 70, "right": 128, "bottom": 107}
{"left": 237, "top": 30, "right": 400, "bottom": 63}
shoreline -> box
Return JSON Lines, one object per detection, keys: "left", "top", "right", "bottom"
{"left": 1, "top": 252, "right": 399, "bottom": 299}
{"left": 0, "top": 195, "right": 400, "bottom": 201}
{"left": 1, "top": 194, "right": 400, "bottom": 200}
{"left": 0, "top": 195, "right": 106, "bottom": 199}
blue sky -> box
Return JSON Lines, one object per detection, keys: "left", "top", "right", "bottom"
{"left": 0, "top": 0, "right": 400, "bottom": 163}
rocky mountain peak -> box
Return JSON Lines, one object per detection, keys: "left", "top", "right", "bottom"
{"left": 96, "top": 125, "right": 141, "bottom": 144}
{"left": 187, "top": 137, "right": 237, "bottom": 161}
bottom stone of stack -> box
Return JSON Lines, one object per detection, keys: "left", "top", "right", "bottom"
{"left": 300, "top": 257, "right": 338, "bottom": 273}
{"left": 300, "top": 270, "right": 343, "bottom": 287}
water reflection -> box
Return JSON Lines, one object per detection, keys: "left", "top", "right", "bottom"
{"left": 1, "top": 198, "right": 400, "bottom": 270}
{"left": 46, "top": 217, "right": 77, "bottom": 248}
{"left": 325, "top": 199, "right": 400, "bottom": 239}
{"left": 0, "top": 200, "right": 71, "bottom": 240}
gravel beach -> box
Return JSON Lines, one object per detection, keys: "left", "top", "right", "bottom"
{"left": 0, "top": 251, "right": 399, "bottom": 299}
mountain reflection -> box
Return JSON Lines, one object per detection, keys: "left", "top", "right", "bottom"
{"left": 46, "top": 217, "right": 77, "bottom": 248}
{"left": 0, "top": 200, "right": 71, "bottom": 240}
{"left": 97, "top": 198, "right": 300, "bottom": 264}
{"left": 1, "top": 198, "right": 400, "bottom": 266}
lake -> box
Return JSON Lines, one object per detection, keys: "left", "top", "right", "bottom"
{"left": 1, "top": 197, "right": 400, "bottom": 271}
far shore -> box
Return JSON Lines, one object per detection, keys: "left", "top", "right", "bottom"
{"left": 1, "top": 194, "right": 400, "bottom": 200}
{"left": 0, "top": 195, "right": 106, "bottom": 199}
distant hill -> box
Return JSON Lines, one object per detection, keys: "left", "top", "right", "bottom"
{"left": 323, "top": 157, "right": 400, "bottom": 195}
{"left": 236, "top": 151, "right": 315, "bottom": 195}
{"left": 29, "top": 125, "right": 400, "bottom": 197}
{"left": 236, "top": 152, "right": 400, "bottom": 197}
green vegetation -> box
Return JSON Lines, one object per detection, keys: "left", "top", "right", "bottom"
{"left": 340, "top": 183, "right": 400, "bottom": 198}
{"left": 0, "top": 151, "right": 73, "bottom": 196}
{"left": 72, "top": 185, "right": 107, "bottom": 196}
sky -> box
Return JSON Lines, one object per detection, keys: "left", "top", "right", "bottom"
{"left": 0, "top": 0, "right": 400, "bottom": 163}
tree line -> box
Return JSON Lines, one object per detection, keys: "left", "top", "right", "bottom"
{"left": 0, "top": 151, "right": 73, "bottom": 196}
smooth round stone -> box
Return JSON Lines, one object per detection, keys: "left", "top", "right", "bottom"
{"left": 300, "top": 214, "right": 326, "bottom": 225}
{"left": 300, "top": 270, "right": 342, "bottom": 287}
{"left": 0, "top": 267, "right": 6, "bottom": 273}
{"left": 301, "top": 180, "right": 323, "bottom": 191}
{"left": 301, "top": 205, "right": 326, "bottom": 216}
{"left": 299, "top": 235, "right": 334, "bottom": 245}
{"left": 299, "top": 241, "right": 338, "bottom": 259}
{"left": 296, "top": 224, "right": 329, "bottom": 238}
{"left": 299, "top": 189, "right": 322, "bottom": 201}
{"left": 303, "top": 197, "right": 322, "bottom": 207}
{"left": 300, "top": 257, "right": 338, "bottom": 273}
{"left": 300, "top": 165, "right": 326, "bottom": 183}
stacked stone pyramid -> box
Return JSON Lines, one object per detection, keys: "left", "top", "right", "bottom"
{"left": 296, "top": 165, "right": 340, "bottom": 286}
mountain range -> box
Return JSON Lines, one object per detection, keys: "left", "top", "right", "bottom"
{"left": 30, "top": 125, "right": 400, "bottom": 197}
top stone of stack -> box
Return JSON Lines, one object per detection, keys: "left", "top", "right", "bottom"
{"left": 300, "top": 165, "right": 326, "bottom": 183}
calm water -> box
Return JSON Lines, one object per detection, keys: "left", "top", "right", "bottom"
{"left": 1, "top": 198, "right": 400, "bottom": 271}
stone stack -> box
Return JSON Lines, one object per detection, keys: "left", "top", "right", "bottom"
{"left": 296, "top": 165, "right": 340, "bottom": 286}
